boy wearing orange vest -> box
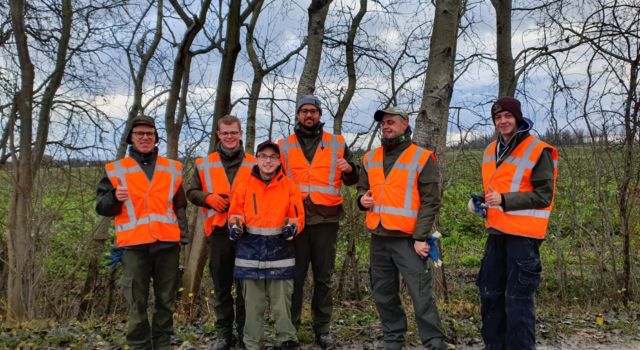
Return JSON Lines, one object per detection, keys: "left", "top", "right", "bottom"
{"left": 96, "top": 115, "right": 188, "bottom": 350}
{"left": 228, "top": 140, "right": 304, "bottom": 350}
{"left": 278, "top": 95, "right": 359, "bottom": 348}
{"left": 357, "top": 107, "right": 447, "bottom": 350}
{"left": 473, "top": 97, "right": 558, "bottom": 350}
{"left": 187, "top": 115, "right": 255, "bottom": 350}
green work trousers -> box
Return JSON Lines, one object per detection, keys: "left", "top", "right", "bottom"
{"left": 241, "top": 279, "right": 297, "bottom": 350}
{"left": 369, "top": 236, "right": 446, "bottom": 350}
{"left": 120, "top": 245, "right": 180, "bottom": 350}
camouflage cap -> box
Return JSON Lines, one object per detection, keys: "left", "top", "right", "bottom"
{"left": 374, "top": 106, "right": 408, "bottom": 122}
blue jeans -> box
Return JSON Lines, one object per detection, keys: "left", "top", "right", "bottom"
{"left": 477, "top": 233, "right": 542, "bottom": 350}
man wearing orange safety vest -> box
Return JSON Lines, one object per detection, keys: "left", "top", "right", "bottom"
{"left": 357, "top": 106, "right": 447, "bottom": 350}
{"left": 187, "top": 115, "right": 255, "bottom": 350}
{"left": 96, "top": 115, "right": 188, "bottom": 350}
{"left": 228, "top": 140, "right": 304, "bottom": 350}
{"left": 472, "top": 97, "right": 558, "bottom": 350}
{"left": 278, "top": 95, "right": 358, "bottom": 348}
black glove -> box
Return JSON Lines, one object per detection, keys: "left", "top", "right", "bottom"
{"left": 281, "top": 223, "right": 297, "bottom": 241}
{"left": 228, "top": 222, "right": 243, "bottom": 241}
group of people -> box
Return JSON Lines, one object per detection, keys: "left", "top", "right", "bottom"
{"left": 96, "top": 95, "right": 557, "bottom": 350}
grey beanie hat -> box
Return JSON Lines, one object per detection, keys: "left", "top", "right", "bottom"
{"left": 296, "top": 95, "right": 322, "bottom": 114}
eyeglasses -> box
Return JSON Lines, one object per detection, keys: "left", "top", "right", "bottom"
{"left": 219, "top": 131, "right": 241, "bottom": 137}
{"left": 256, "top": 154, "right": 280, "bottom": 161}
{"left": 132, "top": 131, "right": 155, "bottom": 138}
{"left": 299, "top": 108, "right": 320, "bottom": 115}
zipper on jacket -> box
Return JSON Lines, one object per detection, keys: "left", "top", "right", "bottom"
{"left": 253, "top": 193, "right": 258, "bottom": 214}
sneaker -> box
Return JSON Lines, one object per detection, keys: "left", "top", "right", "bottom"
{"left": 211, "top": 337, "right": 235, "bottom": 350}
{"left": 315, "top": 333, "right": 336, "bottom": 349}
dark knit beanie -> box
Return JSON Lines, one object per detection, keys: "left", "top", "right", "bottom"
{"left": 126, "top": 115, "right": 158, "bottom": 144}
{"left": 491, "top": 97, "right": 523, "bottom": 123}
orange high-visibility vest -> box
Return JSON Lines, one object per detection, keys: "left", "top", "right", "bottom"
{"left": 228, "top": 171, "right": 305, "bottom": 236}
{"left": 195, "top": 152, "right": 255, "bottom": 235}
{"left": 278, "top": 132, "right": 345, "bottom": 206}
{"left": 363, "top": 144, "right": 432, "bottom": 235}
{"left": 482, "top": 135, "right": 558, "bottom": 239}
{"left": 106, "top": 156, "right": 182, "bottom": 247}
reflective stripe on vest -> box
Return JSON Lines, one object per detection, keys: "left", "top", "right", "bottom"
{"left": 364, "top": 144, "right": 431, "bottom": 234}
{"left": 196, "top": 153, "right": 255, "bottom": 234}
{"left": 234, "top": 258, "right": 295, "bottom": 269}
{"left": 246, "top": 226, "right": 282, "bottom": 236}
{"left": 106, "top": 156, "right": 182, "bottom": 246}
{"left": 482, "top": 136, "right": 558, "bottom": 239}
{"left": 279, "top": 132, "right": 344, "bottom": 201}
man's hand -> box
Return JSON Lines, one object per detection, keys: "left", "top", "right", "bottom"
{"left": 485, "top": 191, "right": 502, "bottom": 206}
{"left": 414, "top": 240, "right": 430, "bottom": 258}
{"left": 360, "top": 190, "right": 374, "bottom": 209}
{"left": 206, "top": 193, "right": 230, "bottom": 212}
{"left": 115, "top": 179, "right": 129, "bottom": 202}
{"left": 336, "top": 158, "right": 353, "bottom": 174}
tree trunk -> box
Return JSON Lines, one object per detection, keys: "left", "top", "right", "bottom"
{"left": 165, "top": 0, "right": 211, "bottom": 159}
{"left": 333, "top": 0, "right": 366, "bottom": 135}
{"left": 183, "top": 0, "right": 261, "bottom": 301}
{"left": 491, "top": 0, "right": 516, "bottom": 97}
{"left": 413, "top": 0, "right": 463, "bottom": 300}
{"left": 246, "top": 74, "right": 264, "bottom": 153}
{"left": 117, "top": 1, "right": 163, "bottom": 155}
{"left": 244, "top": 0, "right": 305, "bottom": 151}
{"left": 181, "top": 212, "right": 209, "bottom": 297}
{"left": 209, "top": 0, "right": 243, "bottom": 153}
{"left": 296, "top": 0, "right": 332, "bottom": 102}
{"left": 78, "top": 219, "right": 111, "bottom": 317}
{"left": 7, "top": 0, "right": 72, "bottom": 320}
{"left": 619, "top": 57, "right": 638, "bottom": 304}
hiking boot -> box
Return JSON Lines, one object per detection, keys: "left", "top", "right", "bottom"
{"left": 211, "top": 337, "right": 234, "bottom": 350}
{"left": 315, "top": 333, "right": 336, "bottom": 349}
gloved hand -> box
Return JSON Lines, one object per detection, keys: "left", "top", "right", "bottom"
{"left": 426, "top": 231, "right": 443, "bottom": 267}
{"left": 206, "top": 193, "right": 230, "bottom": 213}
{"left": 281, "top": 223, "right": 297, "bottom": 241}
{"left": 468, "top": 194, "right": 487, "bottom": 218}
{"left": 228, "top": 222, "right": 243, "bottom": 241}
{"left": 105, "top": 247, "right": 125, "bottom": 269}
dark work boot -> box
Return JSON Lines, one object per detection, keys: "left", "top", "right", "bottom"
{"left": 211, "top": 337, "right": 234, "bottom": 350}
{"left": 315, "top": 333, "right": 336, "bottom": 349}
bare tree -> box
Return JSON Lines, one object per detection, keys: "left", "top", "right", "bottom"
{"left": 244, "top": 0, "right": 307, "bottom": 152}
{"left": 183, "top": 0, "right": 260, "bottom": 299}
{"left": 208, "top": 0, "right": 260, "bottom": 152}
{"left": 164, "top": 0, "right": 214, "bottom": 159}
{"left": 331, "top": 0, "right": 367, "bottom": 135}
{"left": 548, "top": 0, "right": 639, "bottom": 303}
{"left": 296, "top": 0, "right": 333, "bottom": 101}
{"left": 8, "top": 0, "right": 72, "bottom": 320}
{"left": 413, "top": 0, "right": 464, "bottom": 300}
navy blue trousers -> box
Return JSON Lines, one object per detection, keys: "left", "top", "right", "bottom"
{"left": 477, "top": 233, "right": 542, "bottom": 350}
